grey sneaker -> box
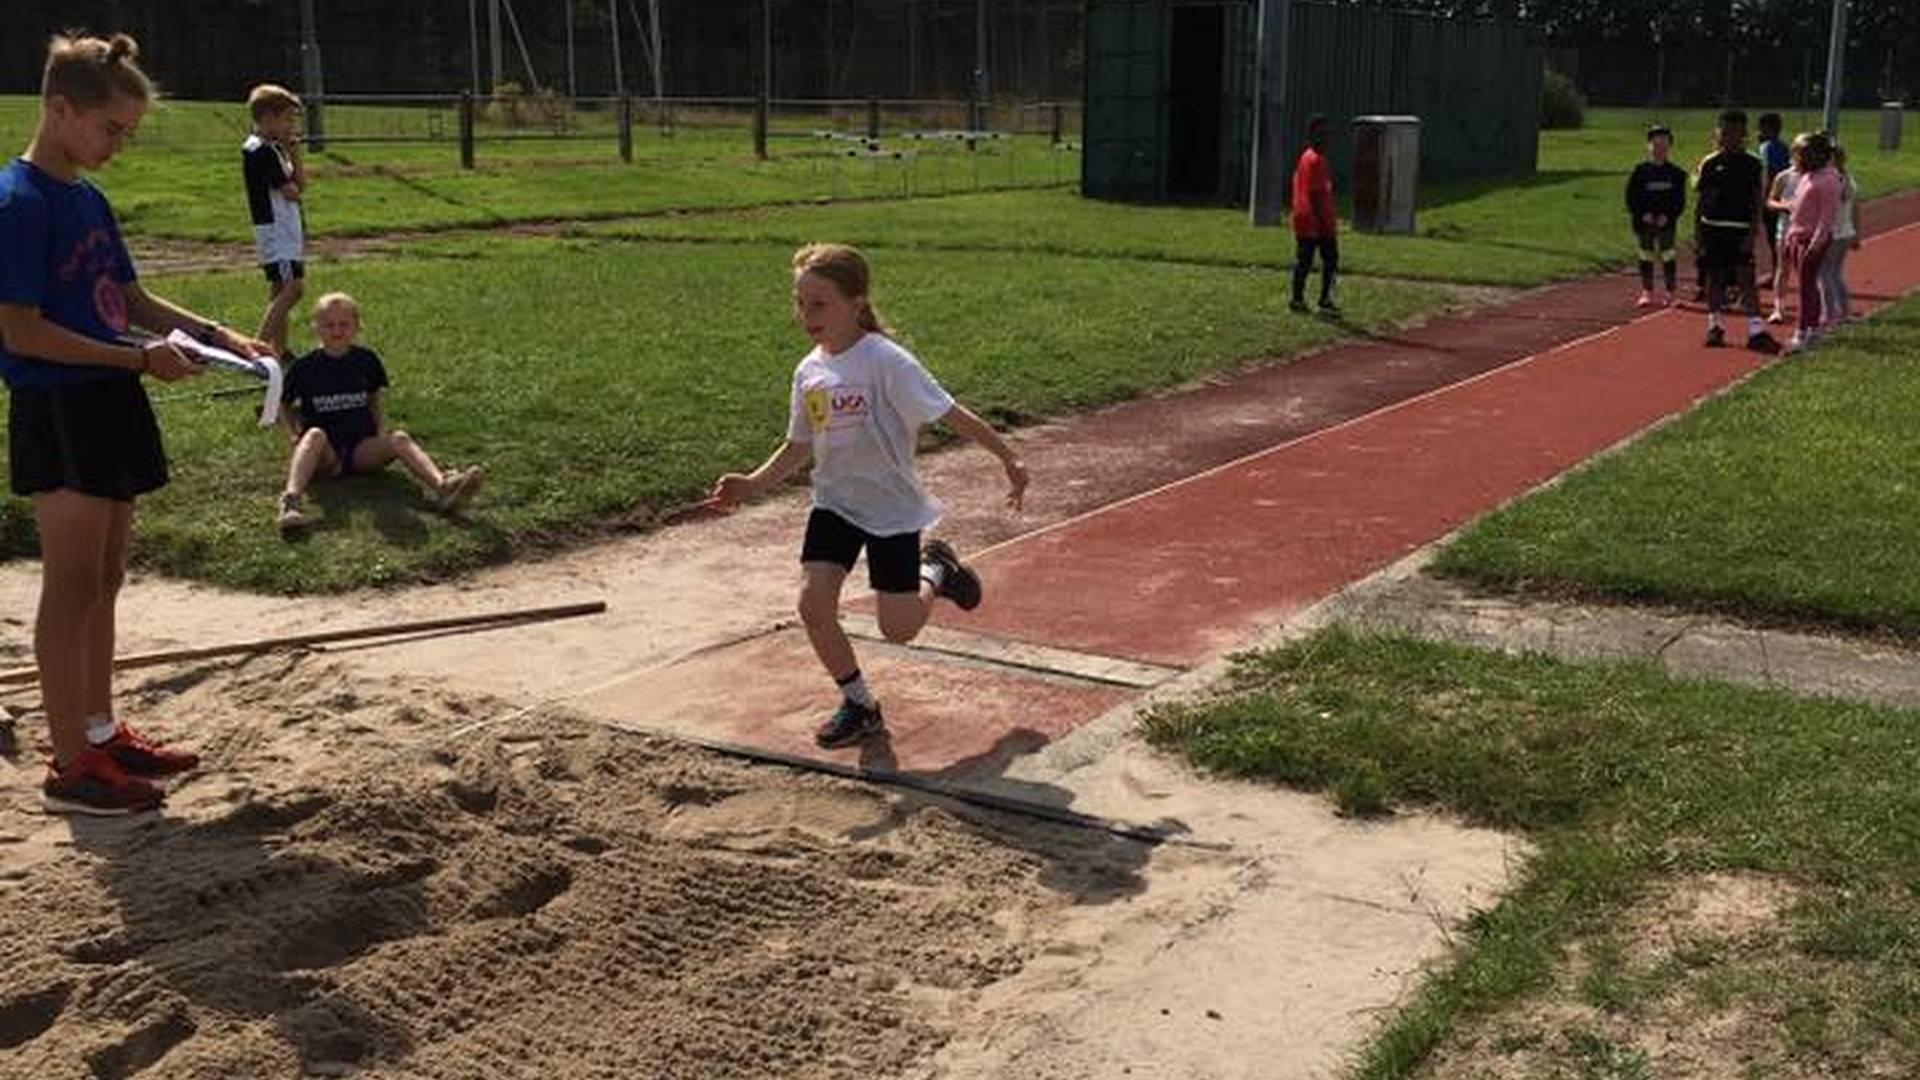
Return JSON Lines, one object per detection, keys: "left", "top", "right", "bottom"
{"left": 436, "top": 466, "right": 485, "bottom": 511}
{"left": 921, "top": 539, "right": 982, "bottom": 611}
{"left": 815, "top": 699, "right": 884, "bottom": 749}
{"left": 277, "top": 492, "right": 310, "bottom": 533}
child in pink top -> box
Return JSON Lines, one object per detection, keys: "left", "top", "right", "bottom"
{"left": 1782, "top": 132, "right": 1839, "bottom": 351}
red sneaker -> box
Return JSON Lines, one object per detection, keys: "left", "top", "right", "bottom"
{"left": 43, "top": 749, "right": 165, "bottom": 816}
{"left": 97, "top": 722, "right": 200, "bottom": 778}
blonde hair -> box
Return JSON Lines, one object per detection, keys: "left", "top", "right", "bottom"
{"left": 312, "top": 292, "right": 361, "bottom": 322}
{"left": 248, "top": 83, "right": 302, "bottom": 123}
{"left": 792, "top": 243, "right": 889, "bottom": 336}
{"left": 42, "top": 31, "right": 155, "bottom": 108}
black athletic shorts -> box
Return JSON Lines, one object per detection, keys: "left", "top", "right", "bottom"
{"left": 9, "top": 374, "right": 169, "bottom": 502}
{"left": 800, "top": 507, "right": 922, "bottom": 593}
{"left": 263, "top": 259, "right": 306, "bottom": 285}
{"left": 1698, "top": 225, "right": 1755, "bottom": 274}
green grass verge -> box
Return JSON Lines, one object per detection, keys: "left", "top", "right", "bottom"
{"left": 1142, "top": 628, "right": 1920, "bottom": 1078}
{"left": 0, "top": 96, "right": 1073, "bottom": 240}
{"left": 1435, "top": 294, "right": 1920, "bottom": 637}
{"left": 12, "top": 99, "right": 1920, "bottom": 288}
{"left": 0, "top": 235, "right": 1447, "bottom": 592}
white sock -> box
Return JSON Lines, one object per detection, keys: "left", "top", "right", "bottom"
{"left": 920, "top": 562, "right": 948, "bottom": 590}
{"left": 1707, "top": 312, "right": 1724, "bottom": 330}
{"left": 836, "top": 671, "right": 876, "bottom": 708}
{"left": 84, "top": 713, "right": 117, "bottom": 746}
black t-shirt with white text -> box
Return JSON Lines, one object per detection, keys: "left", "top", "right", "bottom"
{"left": 282, "top": 345, "right": 389, "bottom": 450}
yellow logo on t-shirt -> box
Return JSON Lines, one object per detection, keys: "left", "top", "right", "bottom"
{"left": 804, "top": 388, "right": 830, "bottom": 433}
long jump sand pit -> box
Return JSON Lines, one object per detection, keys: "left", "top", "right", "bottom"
{"left": 0, "top": 651, "right": 1515, "bottom": 1080}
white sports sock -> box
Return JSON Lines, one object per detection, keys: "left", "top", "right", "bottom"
{"left": 836, "top": 671, "right": 877, "bottom": 708}
{"left": 1707, "top": 312, "right": 1724, "bottom": 330}
{"left": 84, "top": 713, "right": 118, "bottom": 746}
{"left": 920, "top": 561, "right": 948, "bottom": 590}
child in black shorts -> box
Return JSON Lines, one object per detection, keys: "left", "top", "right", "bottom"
{"left": 709, "top": 244, "right": 1029, "bottom": 749}
{"left": 1, "top": 33, "right": 275, "bottom": 815}
{"left": 1625, "top": 123, "right": 1687, "bottom": 307}
{"left": 276, "top": 292, "right": 483, "bottom": 531}
{"left": 1692, "top": 110, "right": 1777, "bottom": 353}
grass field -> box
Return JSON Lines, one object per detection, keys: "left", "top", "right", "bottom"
{"left": 1436, "top": 295, "right": 1920, "bottom": 638}
{"left": 1144, "top": 628, "right": 1920, "bottom": 1079}
{"left": 0, "top": 96, "right": 1076, "bottom": 239}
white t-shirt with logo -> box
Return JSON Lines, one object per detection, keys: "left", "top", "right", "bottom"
{"left": 787, "top": 332, "right": 956, "bottom": 537}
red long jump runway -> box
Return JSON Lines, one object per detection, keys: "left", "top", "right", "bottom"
{"left": 598, "top": 207, "right": 1920, "bottom": 777}
{"left": 945, "top": 219, "right": 1920, "bottom": 669}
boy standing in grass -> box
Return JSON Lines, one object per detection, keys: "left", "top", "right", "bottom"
{"left": 1625, "top": 123, "right": 1687, "bottom": 307}
{"left": 242, "top": 84, "right": 305, "bottom": 355}
{"left": 1692, "top": 110, "right": 1776, "bottom": 353}
{"left": 1289, "top": 115, "right": 1339, "bottom": 314}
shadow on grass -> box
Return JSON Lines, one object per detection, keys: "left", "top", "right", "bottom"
{"left": 305, "top": 474, "right": 436, "bottom": 548}
{"left": 1411, "top": 168, "right": 1613, "bottom": 213}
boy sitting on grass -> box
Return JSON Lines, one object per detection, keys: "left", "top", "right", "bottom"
{"left": 276, "top": 292, "right": 482, "bottom": 532}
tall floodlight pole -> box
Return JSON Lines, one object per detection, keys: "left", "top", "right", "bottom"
{"left": 298, "top": 0, "right": 325, "bottom": 150}
{"left": 489, "top": 0, "right": 504, "bottom": 92}
{"left": 973, "top": 0, "right": 988, "bottom": 130}
{"left": 1821, "top": 0, "right": 1849, "bottom": 136}
{"left": 566, "top": 0, "right": 577, "bottom": 99}
{"left": 610, "top": 0, "right": 626, "bottom": 97}
{"left": 649, "top": 0, "right": 664, "bottom": 111}
{"left": 1249, "top": 0, "right": 1293, "bottom": 225}
{"left": 469, "top": 0, "right": 482, "bottom": 95}
{"left": 756, "top": 0, "right": 771, "bottom": 159}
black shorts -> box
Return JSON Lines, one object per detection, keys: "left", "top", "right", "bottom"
{"left": 9, "top": 375, "right": 169, "bottom": 502}
{"left": 263, "top": 259, "right": 305, "bottom": 285}
{"left": 1698, "top": 226, "right": 1755, "bottom": 274}
{"left": 1762, "top": 210, "right": 1783, "bottom": 250}
{"left": 1633, "top": 223, "right": 1678, "bottom": 257}
{"left": 800, "top": 508, "right": 923, "bottom": 593}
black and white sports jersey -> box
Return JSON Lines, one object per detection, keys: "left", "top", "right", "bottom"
{"left": 241, "top": 133, "right": 304, "bottom": 264}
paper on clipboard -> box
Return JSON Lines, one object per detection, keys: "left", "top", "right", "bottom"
{"left": 165, "top": 330, "right": 284, "bottom": 427}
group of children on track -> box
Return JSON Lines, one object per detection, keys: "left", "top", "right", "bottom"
{"left": 1634, "top": 109, "right": 1861, "bottom": 355}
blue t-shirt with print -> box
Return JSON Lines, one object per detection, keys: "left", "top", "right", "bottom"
{"left": 282, "top": 345, "right": 390, "bottom": 452}
{"left": 1760, "top": 137, "right": 1791, "bottom": 181}
{"left": 0, "top": 157, "right": 138, "bottom": 390}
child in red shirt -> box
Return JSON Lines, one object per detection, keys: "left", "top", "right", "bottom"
{"left": 1290, "top": 114, "right": 1339, "bottom": 313}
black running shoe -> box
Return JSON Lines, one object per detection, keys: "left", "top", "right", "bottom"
{"left": 1705, "top": 325, "right": 1727, "bottom": 348}
{"left": 921, "top": 539, "right": 982, "bottom": 611}
{"left": 1746, "top": 331, "right": 1780, "bottom": 355}
{"left": 1318, "top": 299, "right": 1341, "bottom": 314}
{"left": 815, "top": 699, "right": 884, "bottom": 749}
{"left": 1288, "top": 299, "right": 1310, "bottom": 314}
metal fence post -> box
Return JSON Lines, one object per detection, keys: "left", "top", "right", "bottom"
{"left": 618, "top": 94, "right": 634, "bottom": 162}
{"left": 868, "top": 98, "right": 881, "bottom": 141}
{"left": 1050, "top": 102, "right": 1063, "bottom": 145}
{"left": 459, "top": 90, "right": 475, "bottom": 169}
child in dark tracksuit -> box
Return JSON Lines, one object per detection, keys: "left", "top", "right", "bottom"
{"left": 1626, "top": 124, "right": 1687, "bottom": 307}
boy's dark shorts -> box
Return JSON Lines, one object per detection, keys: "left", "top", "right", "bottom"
{"left": 1633, "top": 223, "right": 1678, "bottom": 256}
{"left": 1698, "top": 225, "right": 1755, "bottom": 274}
{"left": 801, "top": 508, "right": 922, "bottom": 593}
{"left": 9, "top": 374, "right": 169, "bottom": 502}
{"left": 263, "top": 259, "right": 306, "bottom": 285}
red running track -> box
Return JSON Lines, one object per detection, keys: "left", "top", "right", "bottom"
{"left": 942, "top": 220, "right": 1920, "bottom": 669}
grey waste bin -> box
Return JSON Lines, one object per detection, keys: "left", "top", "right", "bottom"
{"left": 1352, "top": 116, "right": 1420, "bottom": 234}
{"left": 1883, "top": 103, "right": 1905, "bottom": 152}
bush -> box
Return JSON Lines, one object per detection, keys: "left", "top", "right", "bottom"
{"left": 1540, "top": 70, "right": 1587, "bottom": 130}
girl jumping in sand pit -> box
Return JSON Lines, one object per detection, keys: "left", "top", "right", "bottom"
{"left": 709, "top": 243, "right": 1029, "bottom": 749}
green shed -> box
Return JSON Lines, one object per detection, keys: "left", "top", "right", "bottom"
{"left": 1083, "top": 0, "right": 1542, "bottom": 205}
